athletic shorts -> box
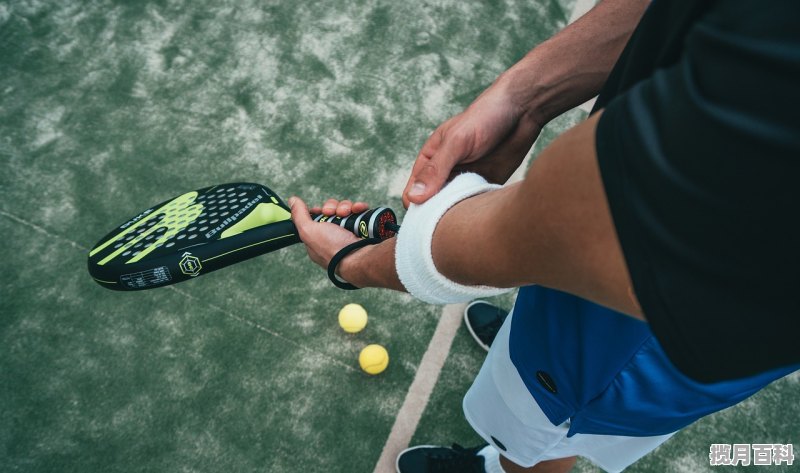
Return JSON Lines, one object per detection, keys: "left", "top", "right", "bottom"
{"left": 462, "top": 310, "right": 675, "bottom": 472}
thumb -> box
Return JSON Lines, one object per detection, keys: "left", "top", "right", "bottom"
{"left": 405, "top": 149, "right": 461, "bottom": 206}
{"left": 288, "top": 196, "right": 313, "bottom": 236}
{"left": 404, "top": 122, "right": 470, "bottom": 206}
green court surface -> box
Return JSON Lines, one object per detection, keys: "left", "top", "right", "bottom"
{"left": 1, "top": 1, "right": 797, "bottom": 472}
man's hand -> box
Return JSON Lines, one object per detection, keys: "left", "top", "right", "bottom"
{"left": 288, "top": 197, "right": 368, "bottom": 270}
{"left": 401, "top": 0, "right": 650, "bottom": 208}
{"left": 402, "top": 80, "right": 543, "bottom": 208}
{"left": 289, "top": 196, "right": 405, "bottom": 291}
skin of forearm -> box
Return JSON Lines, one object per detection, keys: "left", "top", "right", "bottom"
{"left": 338, "top": 185, "right": 529, "bottom": 292}
{"left": 340, "top": 238, "right": 405, "bottom": 291}
{"left": 340, "top": 112, "right": 644, "bottom": 319}
{"left": 340, "top": 186, "right": 531, "bottom": 292}
{"left": 433, "top": 113, "right": 642, "bottom": 318}
{"left": 497, "top": 0, "right": 650, "bottom": 124}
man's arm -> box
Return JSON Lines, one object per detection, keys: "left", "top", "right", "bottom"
{"left": 503, "top": 0, "right": 650, "bottom": 124}
{"left": 402, "top": 0, "right": 650, "bottom": 206}
{"left": 292, "top": 0, "right": 651, "bottom": 316}
{"left": 340, "top": 111, "right": 644, "bottom": 319}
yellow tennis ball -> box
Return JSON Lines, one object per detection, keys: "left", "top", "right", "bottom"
{"left": 338, "top": 303, "right": 368, "bottom": 333}
{"left": 359, "top": 344, "right": 389, "bottom": 375}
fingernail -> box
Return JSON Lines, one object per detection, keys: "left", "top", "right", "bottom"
{"left": 409, "top": 182, "right": 426, "bottom": 197}
{"left": 288, "top": 197, "right": 296, "bottom": 207}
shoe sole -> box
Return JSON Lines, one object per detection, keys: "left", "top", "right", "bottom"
{"left": 464, "top": 300, "right": 491, "bottom": 352}
{"left": 395, "top": 445, "right": 442, "bottom": 473}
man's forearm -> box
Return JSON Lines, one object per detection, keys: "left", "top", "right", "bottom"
{"left": 339, "top": 237, "right": 404, "bottom": 291}
{"left": 498, "top": 0, "right": 649, "bottom": 124}
{"left": 339, "top": 112, "right": 644, "bottom": 319}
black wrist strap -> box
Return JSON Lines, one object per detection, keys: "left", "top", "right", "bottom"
{"left": 327, "top": 238, "right": 382, "bottom": 290}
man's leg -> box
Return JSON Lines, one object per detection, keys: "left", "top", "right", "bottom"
{"left": 466, "top": 302, "right": 578, "bottom": 473}
{"left": 464, "top": 301, "right": 578, "bottom": 473}
{"left": 396, "top": 305, "right": 579, "bottom": 473}
{"left": 479, "top": 443, "right": 576, "bottom": 473}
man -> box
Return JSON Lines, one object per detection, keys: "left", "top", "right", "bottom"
{"left": 288, "top": 0, "right": 800, "bottom": 471}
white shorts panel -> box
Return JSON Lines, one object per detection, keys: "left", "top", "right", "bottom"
{"left": 462, "top": 309, "right": 675, "bottom": 472}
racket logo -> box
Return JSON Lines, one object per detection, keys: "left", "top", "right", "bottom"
{"left": 179, "top": 252, "right": 202, "bottom": 277}
{"left": 359, "top": 221, "right": 369, "bottom": 238}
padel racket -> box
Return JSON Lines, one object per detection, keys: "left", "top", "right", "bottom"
{"left": 88, "top": 182, "right": 398, "bottom": 291}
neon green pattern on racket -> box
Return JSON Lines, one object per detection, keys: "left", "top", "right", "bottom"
{"left": 90, "top": 191, "right": 204, "bottom": 265}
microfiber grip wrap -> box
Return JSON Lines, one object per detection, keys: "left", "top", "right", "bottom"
{"left": 395, "top": 173, "right": 513, "bottom": 304}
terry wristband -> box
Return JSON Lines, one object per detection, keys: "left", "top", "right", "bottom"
{"left": 395, "top": 173, "right": 513, "bottom": 304}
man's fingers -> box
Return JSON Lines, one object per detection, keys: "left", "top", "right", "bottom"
{"left": 406, "top": 162, "right": 441, "bottom": 203}
{"left": 405, "top": 137, "right": 467, "bottom": 206}
{"left": 403, "top": 158, "right": 448, "bottom": 207}
{"left": 322, "top": 198, "right": 338, "bottom": 216}
{"left": 311, "top": 200, "right": 370, "bottom": 216}
{"left": 288, "top": 196, "right": 313, "bottom": 239}
{"left": 336, "top": 199, "right": 353, "bottom": 217}
{"left": 352, "top": 201, "right": 369, "bottom": 214}
{"left": 402, "top": 154, "right": 431, "bottom": 208}
{"left": 401, "top": 127, "right": 447, "bottom": 208}
{"left": 336, "top": 200, "right": 369, "bottom": 216}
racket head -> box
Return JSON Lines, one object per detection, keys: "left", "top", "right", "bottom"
{"left": 88, "top": 183, "right": 300, "bottom": 291}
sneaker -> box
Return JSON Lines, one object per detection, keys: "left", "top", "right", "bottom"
{"left": 396, "top": 443, "right": 488, "bottom": 473}
{"left": 464, "top": 301, "right": 509, "bottom": 351}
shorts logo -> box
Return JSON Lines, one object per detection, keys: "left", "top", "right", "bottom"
{"left": 536, "top": 371, "right": 558, "bottom": 394}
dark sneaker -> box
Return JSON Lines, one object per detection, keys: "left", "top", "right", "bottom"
{"left": 396, "top": 443, "right": 488, "bottom": 473}
{"left": 464, "top": 301, "right": 509, "bottom": 351}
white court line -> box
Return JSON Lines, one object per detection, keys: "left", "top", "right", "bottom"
{"left": 371, "top": 303, "right": 465, "bottom": 473}
{"left": 372, "top": 2, "right": 599, "bottom": 472}
{"left": 0, "top": 208, "right": 88, "bottom": 251}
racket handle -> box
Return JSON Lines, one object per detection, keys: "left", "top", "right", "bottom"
{"left": 311, "top": 207, "right": 398, "bottom": 240}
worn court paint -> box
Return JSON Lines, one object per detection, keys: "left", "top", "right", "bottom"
{"left": 2, "top": 1, "right": 796, "bottom": 472}
{"left": 1, "top": 0, "right": 556, "bottom": 471}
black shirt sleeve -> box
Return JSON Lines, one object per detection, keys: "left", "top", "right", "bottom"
{"left": 595, "top": 0, "right": 800, "bottom": 382}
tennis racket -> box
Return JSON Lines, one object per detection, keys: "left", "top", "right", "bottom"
{"left": 87, "top": 182, "right": 398, "bottom": 291}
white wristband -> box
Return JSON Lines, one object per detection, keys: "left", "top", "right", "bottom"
{"left": 395, "top": 173, "right": 513, "bottom": 305}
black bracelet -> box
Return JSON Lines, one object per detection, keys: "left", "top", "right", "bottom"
{"left": 327, "top": 238, "right": 382, "bottom": 290}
